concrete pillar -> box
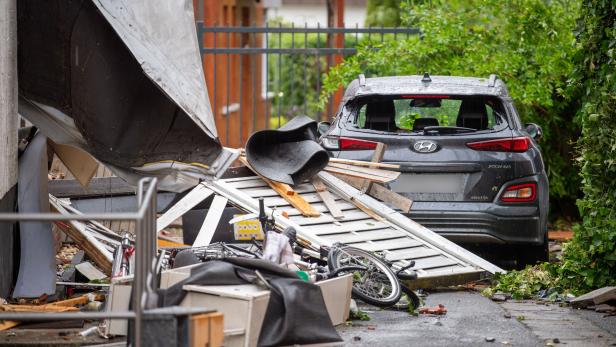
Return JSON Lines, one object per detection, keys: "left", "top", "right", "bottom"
{"left": 0, "top": 0, "right": 19, "bottom": 298}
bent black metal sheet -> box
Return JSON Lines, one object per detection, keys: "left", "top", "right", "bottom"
{"left": 17, "top": 0, "right": 225, "bottom": 186}
{"left": 245, "top": 116, "right": 330, "bottom": 186}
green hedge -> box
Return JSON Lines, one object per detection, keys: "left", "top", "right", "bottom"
{"left": 559, "top": 0, "right": 616, "bottom": 292}
{"left": 320, "top": 0, "right": 581, "bottom": 210}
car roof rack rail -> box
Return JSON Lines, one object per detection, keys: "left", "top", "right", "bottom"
{"left": 488, "top": 74, "right": 498, "bottom": 87}
{"left": 358, "top": 74, "right": 366, "bottom": 87}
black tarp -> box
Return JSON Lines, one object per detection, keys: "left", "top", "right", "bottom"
{"left": 157, "top": 259, "right": 342, "bottom": 347}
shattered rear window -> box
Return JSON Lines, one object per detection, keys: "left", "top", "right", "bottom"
{"left": 353, "top": 95, "right": 507, "bottom": 133}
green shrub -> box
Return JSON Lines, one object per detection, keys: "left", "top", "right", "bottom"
{"left": 320, "top": 0, "right": 581, "bottom": 207}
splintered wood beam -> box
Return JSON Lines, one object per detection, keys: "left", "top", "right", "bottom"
{"left": 311, "top": 177, "right": 343, "bottom": 219}
{"left": 51, "top": 215, "right": 113, "bottom": 275}
{"left": 361, "top": 142, "right": 386, "bottom": 193}
{"left": 328, "top": 157, "right": 400, "bottom": 169}
{"left": 333, "top": 174, "right": 413, "bottom": 213}
{"left": 239, "top": 157, "right": 320, "bottom": 217}
{"left": 323, "top": 163, "right": 400, "bottom": 183}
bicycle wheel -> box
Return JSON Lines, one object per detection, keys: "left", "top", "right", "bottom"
{"left": 328, "top": 246, "right": 401, "bottom": 307}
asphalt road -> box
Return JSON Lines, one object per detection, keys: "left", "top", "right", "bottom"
{"left": 337, "top": 290, "right": 544, "bottom": 347}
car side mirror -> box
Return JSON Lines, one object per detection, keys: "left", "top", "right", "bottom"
{"left": 525, "top": 123, "right": 542, "bottom": 141}
{"left": 317, "top": 121, "right": 331, "bottom": 136}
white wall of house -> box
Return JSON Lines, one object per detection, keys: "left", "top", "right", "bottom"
{"left": 265, "top": 1, "right": 367, "bottom": 27}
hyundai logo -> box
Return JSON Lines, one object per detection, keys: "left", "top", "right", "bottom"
{"left": 413, "top": 140, "right": 438, "bottom": 153}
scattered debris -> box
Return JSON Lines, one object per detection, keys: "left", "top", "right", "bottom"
{"left": 75, "top": 262, "right": 107, "bottom": 282}
{"left": 594, "top": 304, "right": 616, "bottom": 314}
{"left": 419, "top": 304, "right": 447, "bottom": 315}
{"left": 485, "top": 337, "right": 496, "bottom": 342}
{"left": 571, "top": 286, "right": 616, "bottom": 308}
{"left": 548, "top": 230, "right": 573, "bottom": 241}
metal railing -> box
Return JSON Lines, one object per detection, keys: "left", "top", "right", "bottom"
{"left": 195, "top": 22, "right": 419, "bottom": 147}
{"left": 0, "top": 177, "right": 158, "bottom": 347}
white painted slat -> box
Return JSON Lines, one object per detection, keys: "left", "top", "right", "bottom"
{"left": 405, "top": 256, "right": 459, "bottom": 270}
{"left": 156, "top": 183, "right": 213, "bottom": 232}
{"left": 193, "top": 195, "right": 228, "bottom": 247}
{"left": 384, "top": 247, "right": 441, "bottom": 261}
{"left": 243, "top": 183, "right": 316, "bottom": 198}
{"left": 290, "top": 210, "right": 371, "bottom": 225}
{"left": 305, "top": 220, "right": 390, "bottom": 235}
{"left": 321, "top": 228, "right": 408, "bottom": 243}
{"left": 263, "top": 192, "right": 324, "bottom": 207}
{"left": 283, "top": 201, "right": 356, "bottom": 216}
{"left": 351, "top": 238, "right": 422, "bottom": 252}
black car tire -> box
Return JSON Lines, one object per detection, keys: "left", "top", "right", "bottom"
{"left": 515, "top": 231, "right": 548, "bottom": 269}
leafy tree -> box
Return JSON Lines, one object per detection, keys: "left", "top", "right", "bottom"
{"left": 558, "top": 0, "right": 616, "bottom": 292}
{"left": 365, "top": 0, "right": 402, "bottom": 27}
{"left": 321, "top": 0, "right": 581, "bottom": 210}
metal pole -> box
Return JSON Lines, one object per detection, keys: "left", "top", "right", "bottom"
{"left": 0, "top": 0, "right": 18, "bottom": 299}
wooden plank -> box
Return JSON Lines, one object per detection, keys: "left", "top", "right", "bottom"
{"left": 52, "top": 219, "right": 113, "bottom": 275}
{"left": 193, "top": 195, "right": 228, "bottom": 247}
{"left": 156, "top": 184, "right": 214, "bottom": 232}
{"left": 311, "top": 177, "right": 344, "bottom": 219}
{"left": 321, "top": 228, "right": 408, "bottom": 243}
{"left": 548, "top": 230, "right": 573, "bottom": 241}
{"left": 361, "top": 142, "right": 386, "bottom": 193}
{"left": 190, "top": 312, "right": 224, "bottom": 347}
{"left": 48, "top": 177, "right": 135, "bottom": 198}
{"left": 304, "top": 220, "right": 390, "bottom": 235}
{"left": 329, "top": 157, "right": 400, "bottom": 169}
{"left": 334, "top": 174, "right": 413, "bottom": 213}
{"left": 368, "top": 183, "right": 413, "bottom": 213}
{"left": 290, "top": 210, "right": 370, "bottom": 225}
{"left": 351, "top": 238, "right": 422, "bottom": 252}
{"left": 325, "top": 162, "right": 400, "bottom": 182}
{"left": 239, "top": 157, "right": 320, "bottom": 217}
{"left": 571, "top": 287, "right": 616, "bottom": 308}
{"left": 243, "top": 183, "right": 316, "bottom": 198}
{"left": 0, "top": 305, "right": 78, "bottom": 313}
{"left": 75, "top": 262, "right": 107, "bottom": 281}
{"left": 350, "top": 197, "right": 383, "bottom": 221}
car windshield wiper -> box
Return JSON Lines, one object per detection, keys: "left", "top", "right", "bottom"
{"left": 422, "top": 126, "right": 477, "bottom": 135}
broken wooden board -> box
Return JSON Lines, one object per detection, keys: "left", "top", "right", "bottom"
{"left": 361, "top": 142, "right": 386, "bottom": 193}
{"left": 239, "top": 157, "right": 320, "bottom": 217}
{"left": 324, "top": 162, "right": 400, "bottom": 183}
{"left": 50, "top": 201, "right": 113, "bottom": 275}
{"left": 328, "top": 157, "right": 400, "bottom": 169}
{"left": 209, "top": 175, "right": 503, "bottom": 286}
{"left": 311, "top": 177, "right": 343, "bottom": 219}
{"left": 334, "top": 174, "right": 413, "bottom": 213}
{"left": 571, "top": 287, "right": 616, "bottom": 308}
{"left": 75, "top": 262, "right": 107, "bottom": 281}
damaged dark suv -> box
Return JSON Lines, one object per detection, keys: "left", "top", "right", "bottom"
{"left": 318, "top": 74, "right": 549, "bottom": 267}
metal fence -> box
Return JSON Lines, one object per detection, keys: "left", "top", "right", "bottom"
{"left": 0, "top": 178, "right": 158, "bottom": 347}
{"left": 196, "top": 23, "right": 419, "bottom": 147}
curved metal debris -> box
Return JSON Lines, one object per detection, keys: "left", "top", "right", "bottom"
{"left": 245, "top": 116, "right": 330, "bottom": 186}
